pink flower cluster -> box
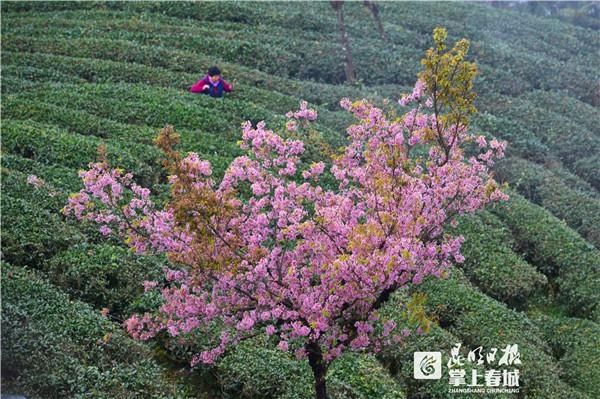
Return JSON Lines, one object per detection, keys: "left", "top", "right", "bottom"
{"left": 302, "top": 162, "right": 326, "bottom": 180}
{"left": 63, "top": 161, "right": 194, "bottom": 255}
{"left": 66, "top": 80, "right": 507, "bottom": 368}
{"left": 286, "top": 100, "right": 318, "bottom": 122}
{"left": 237, "top": 120, "right": 304, "bottom": 177}
{"left": 26, "top": 174, "right": 45, "bottom": 189}
{"left": 399, "top": 79, "right": 426, "bottom": 106}
{"left": 285, "top": 101, "right": 318, "bottom": 132}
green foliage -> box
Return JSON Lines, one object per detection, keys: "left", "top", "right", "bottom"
{"left": 495, "top": 157, "right": 600, "bottom": 247}
{"left": 2, "top": 153, "right": 84, "bottom": 192}
{"left": 472, "top": 113, "right": 549, "bottom": 162}
{"left": 46, "top": 244, "right": 166, "bottom": 318}
{"left": 572, "top": 154, "right": 600, "bottom": 192}
{"left": 489, "top": 2, "right": 600, "bottom": 31}
{"left": 2, "top": 94, "right": 159, "bottom": 142}
{"left": 4, "top": 2, "right": 598, "bottom": 99}
{"left": 216, "top": 340, "right": 313, "bottom": 399}
{"left": 377, "top": 289, "right": 498, "bottom": 399}
{"left": 420, "top": 27, "right": 477, "bottom": 130}
{"left": 8, "top": 81, "right": 272, "bottom": 138}
{"left": 1, "top": 165, "right": 68, "bottom": 210}
{"left": 1, "top": 63, "right": 85, "bottom": 92}
{"left": 1, "top": 263, "right": 187, "bottom": 399}
{"left": 519, "top": 90, "right": 599, "bottom": 135}
{"left": 129, "top": 1, "right": 598, "bottom": 100}
{"left": 453, "top": 212, "right": 547, "bottom": 307}
{"left": 1, "top": 169, "right": 84, "bottom": 266}
{"left": 216, "top": 339, "right": 405, "bottom": 399}
{"left": 491, "top": 192, "right": 600, "bottom": 322}
{"left": 0, "top": 32, "right": 388, "bottom": 113}
{"left": 1, "top": 95, "right": 246, "bottom": 180}
{"left": 2, "top": 47, "right": 353, "bottom": 134}
{"left": 415, "top": 269, "right": 591, "bottom": 399}
{"left": 530, "top": 313, "right": 600, "bottom": 397}
{"left": 378, "top": 3, "right": 598, "bottom": 103}
{"left": 479, "top": 94, "right": 600, "bottom": 189}
{"left": 2, "top": 118, "right": 164, "bottom": 186}
{"left": 0, "top": 0, "right": 99, "bottom": 13}
{"left": 5, "top": 82, "right": 345, "bottom": 178}
{"left": 0, "top": 165, "right": 116, "bottom": 255}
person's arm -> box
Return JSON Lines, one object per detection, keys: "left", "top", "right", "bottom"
{"left": 190, "top": 77, "right": 210, "bottom": 93}
{"left": 222, "top": 78, "right": 235, "bottom": 92}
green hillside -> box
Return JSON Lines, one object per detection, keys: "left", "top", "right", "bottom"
{"left": 1, "top": 2, "right": 599, "bottom": 398}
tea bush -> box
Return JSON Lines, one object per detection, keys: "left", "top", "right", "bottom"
{"left": 2, "top": 2, "right": 598, "bottom": 398}
{"left": 2, "top": 118, "right": 163, "bottom": 185}
{"left": 216, "top": 339, "right": 405, "bottom": 399}
{"left": 453, "top": 213, "right": 547, "bottom": 307}
{"left": 46, "top": 244, "right": 166, "bottom": 318}
{"left": 530, "top": 313, "right": 600, "bottom": 397}
{"left": 495, "top": 157, "right": 600, "bottom": 247}
{"left": 1, "top": 192, "right": 83, "bottom": 268}
{"left": 1, "top": 263, "right": 187, "bottom": 399}
{"left": 416, "top": 269, "right": 591, "bottom": 399}
{"left": 492, "top": 192, "right": 600, "bottom": 322}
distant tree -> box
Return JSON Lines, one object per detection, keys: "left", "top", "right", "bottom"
{"left": 364, "top": 0, "right": 388, "bottom": 41}
{"left": 65, "top": 28, "right": 507, "bottom": 399}
{"left": 330, "top": 1, "right": 356, "bottom": 83}
{"left": 329, "top": 1, "right": 388, "bottom": 83}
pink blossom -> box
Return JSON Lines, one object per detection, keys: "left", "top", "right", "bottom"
{"left": 143, "top": 280, "right": 158, "bottom": 292}
{"left": 237, "top": 314, "right": 255, "bottom": 331}
{"left": 292, "top": 321, "right": 311, "bottom": 337}
{"left": 288, "top": 100, "right": 318, "bottom": 121}
{"left": 277, "top": 340, "right": 289, "bottom": 352}
{"left": 295, "top": 348, "right": 307, "bottom": 360}
{"left": 260, "top": 311, "right": 271, "bottom": 321}
{"left": 165, "top": 269, "right": 185, "bottom": 282}
{"left": 27, "top": 174, "right": 45, "bottom": 188}
{"left": 302, "top": 162, "right": 326, "bottom": 180}
{"left": 286, "top": 120, "right": 298, "bottom": 132}
{"left": 382, "top": 320, "right": 397, "bottom": 337}
{"left": 408, "top": 135, "right": 420, "bottom": 146}
{"left": 476, "top": 135, "right": 487, "bottom": 148}
{"left": 266, "top": 325, "right": 276, "bottom": 335}
{"left": 350, "top": 335, "right": 370, "bottom": 349}
{"left": 399, "top": 79, "right": 426, "bottom": 106}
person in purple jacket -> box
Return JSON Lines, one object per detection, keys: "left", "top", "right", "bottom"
{"left": 189, "top": 66, "right": 236, "bottom": 98}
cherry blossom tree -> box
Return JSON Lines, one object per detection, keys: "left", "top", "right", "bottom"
{"left": 64, "top": 28, "right": 507, "bottom": 399}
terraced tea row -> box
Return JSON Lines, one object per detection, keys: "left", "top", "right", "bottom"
{"left": 4, "top": 8, "right": 597, "bottom": 102}
{"left": 4, "top": 32, "right": 595, "bottom": 191}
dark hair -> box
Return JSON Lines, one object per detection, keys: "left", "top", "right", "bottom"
{"left": 207, "top": 66, "right": 221, "bottom": 76}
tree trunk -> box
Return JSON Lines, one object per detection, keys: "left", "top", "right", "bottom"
{"left": 307, "top": 341, "right": 328, "bottom": 399}
{"left": 330, "top": 1, "right": 356, "bottom": 83}
{"left": 363, "top": 1, "right": 388, "bottom": 41}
